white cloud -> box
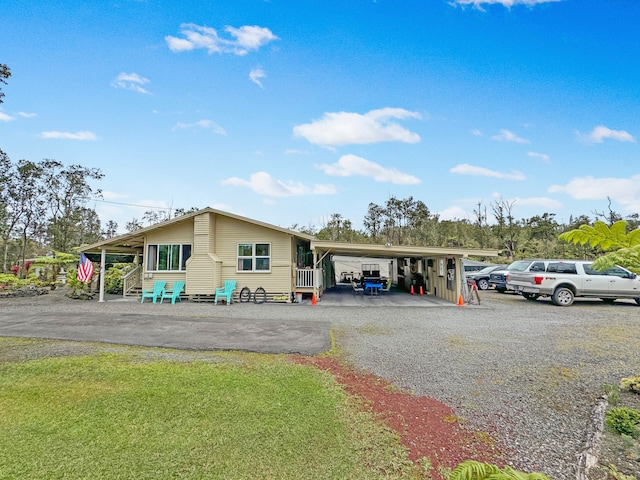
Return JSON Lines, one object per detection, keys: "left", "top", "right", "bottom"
{"left": 527, "top": 151, "right": 550, "bottom": 162}
{"left": 293, "top": 108, "right": 421, "bottom": 147}
{"left": 450, "top": 0, "right": 561, "bottom": 10}
{"left": 491, "top": 129, "right": 529, "bottom": 143}
{"left": 39, "top": 131, "right": 97, "bottom": 140}
{"left": 173, "top": 119, "right": 227, "bottom": 135}
{"left": 450, "top": 163, "right": 526, "bottom": 180}
{"left": 111, "top": 72, "right": 151, "bottom": 94}
{"left": 165, "top": 23, "right": 278, "bottom": 56}
{"left": 249, "top": 68, "right": 266, "bottom": 88}
{"left": 0, "top": 111, "right": 14, "bottom": 121}
{"left": 438, "top": 206, "right": 471, "bottom": 221}
{"left": 222, "top": 171, "right": 337, "bottom": 197}
{"left": 580, "top": 125, "right": 636, "bottom": 144}
{"left": 549, "top": 175, "right": 640, "bottom": 209}
{"left": 470, "top": 129, "right": 483, "bottom": 136}
{"left": 316, "top": 154, "right": 421, "bottom": 185}
{"left": 18, "top": 112, "right": 37, "bottom": 118}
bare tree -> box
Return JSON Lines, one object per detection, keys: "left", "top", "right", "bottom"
{"left": 491, "top": 197, "right": 520, "bottom": 259}
{"left": 591, "top": 197, "right": 622, "bottom": 226}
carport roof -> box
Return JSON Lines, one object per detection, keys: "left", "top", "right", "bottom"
{"left": 310, "top": 240, "right": 499, "bottom": 259}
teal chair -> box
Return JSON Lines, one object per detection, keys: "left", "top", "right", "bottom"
{"left": 160, "top": 281, "right": 185, "bottom": 304}
{"left": 215, "top": 280, "right": 237, "bottom": 305}
{"left": 141, "top": 280, "right": 166, "bottom": 304}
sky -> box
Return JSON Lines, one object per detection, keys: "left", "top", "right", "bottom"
{"left": 1, "top": 0, "right": 639, "bottom": 235}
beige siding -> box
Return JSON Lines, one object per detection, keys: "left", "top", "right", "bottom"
{"left": 214, "top": 215, "right": 294, "bottom": 294}
{"left": 140, "top": 221, "right": 193, "bottom": 291}
{"left": 429, "top": 257, "right": 461, "bottom": 303}
{"left": 186, "top": 213, "right": 221, "bottom": 294}
{"left": 139, "top": 211, "right": 296, "bottom": 297}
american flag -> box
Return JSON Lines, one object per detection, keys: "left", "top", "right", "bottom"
{"left": 77, "top": 253, "right": 95, "bottom": 283}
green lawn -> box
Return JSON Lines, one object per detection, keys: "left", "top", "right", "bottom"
{"left": 0, "top": 339, "right": 420, "bottom": 480}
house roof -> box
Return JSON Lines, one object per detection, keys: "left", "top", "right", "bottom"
{"left": 79, "top": 207, "right": 315, "bottom": 254}
{"left": 310, "top": 240, "right": 499, "bottom": 260}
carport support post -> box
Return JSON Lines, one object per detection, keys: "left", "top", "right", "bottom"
{"left": 98, "top": 248, "right": 106, "bottom": 303}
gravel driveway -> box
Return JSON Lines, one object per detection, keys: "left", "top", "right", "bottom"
{"left": 2, "top": 288, "right": 639, "bottom": 479}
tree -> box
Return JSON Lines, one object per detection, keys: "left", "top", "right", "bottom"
{"left": 524, "top": 213, "right": 560, "bottom": 258}
{"left": 40, "top": 160, "right": 104, "bottom": 252}
{"left": 103, "top": 220, "right": 118, "bottom": 238}
{"left": 363, "top": 202, "right": 384, "bottom": 242}
{"left": 1, "top": 159, "right": 44, "bottom": 273}
{"left": 491, "top": 197, "right": 520, "bottom": 259}
{"left": 559, "top": 220, "right": 640, "bottom": 273}
{"left": 125, "top": 218, "right": 143, "bottom": 232}
{"left": 0, "top": 63, "right": 10, "bottom": 104}
{"left": 591, "top": 197, "right": 622, "bottom": 226}
{"left": 472, "top": 200, "right": 490, "bottom": 248}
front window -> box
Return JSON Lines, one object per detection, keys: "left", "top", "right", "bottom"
{"left": 237, "top": 243, "right": 271, "bottom": 272}
{"left": 507, "top": 260, "right": 533, "bottom": 272}
{"left": 147, "top": 244, "right": 191, "bottom": 271}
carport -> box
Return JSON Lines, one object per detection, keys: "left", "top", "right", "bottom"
{"left": 310, "top": 240, "right": 499, "bottom": 305}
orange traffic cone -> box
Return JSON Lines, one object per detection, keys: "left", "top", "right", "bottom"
{"left": 410, "top": 285, "right": 415, "bottom": 295}
{"left": 457, "top": 294, "right": 464, "bottom": 306}
{"left": 311, "top": 293, "right": 317, "bottom": 306}
{"left": 419, "top": 286, "right": 424, "bottom": 295}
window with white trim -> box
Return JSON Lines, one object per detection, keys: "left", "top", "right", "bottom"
{"left": 147, "top": 244, "right": 192, "bottom": 271}
{"left": 237, "top": 243, "right": 271, "bottom": 272}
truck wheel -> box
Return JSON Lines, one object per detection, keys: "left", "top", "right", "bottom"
{"left": 496, "top": 287, "right": 506, "bottom": 294}
{"left": 522, "top": 293, "right": 539, "bottom": 301}
{"left": 552, "top": 287, "right": 574, "bottom": 306}
{"left": 477, "top": 279, "right": 489, "bottom": 290}
{"left": 635, "top": 297, "right": 640, "bottom": 306}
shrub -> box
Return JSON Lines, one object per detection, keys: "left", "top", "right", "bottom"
{"left": 621, "top": 375, "right": 640, "bottom": 394}
{"left": 605, "top": 407, "right": 640, "bottom": 438}
{"left": 104, "top": 262, "right": 134, "bottom": 295}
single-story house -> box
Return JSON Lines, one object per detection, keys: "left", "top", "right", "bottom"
{"left": 80, "top": 207, "right": 498, "bottom": 304}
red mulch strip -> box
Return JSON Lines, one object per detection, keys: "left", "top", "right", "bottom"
{"left": 292, "top": 355, "right": 507, "bottom": 479}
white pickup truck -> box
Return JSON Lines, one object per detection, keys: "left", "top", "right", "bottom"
{"left": 506, "top": 260, "right": 640, "bottom": 306}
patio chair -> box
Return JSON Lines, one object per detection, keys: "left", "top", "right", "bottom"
{"left": 215, "top": 280, "right": 237, "bottom": 305}
{"left": 160, "top": 281, "right": 185, "bottom": 304}
{"left": 381, "top": 280, "right": 393, "bottom": 292}
{"left": 351, "top": 280, "right": 364, "bottom": 296}
{"left": 141, "top": 280, "right": 167, "bottom": 304}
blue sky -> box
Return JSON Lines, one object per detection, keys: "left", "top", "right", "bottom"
{"left": 1, "top": 0, "right": 639, "bottom": 234}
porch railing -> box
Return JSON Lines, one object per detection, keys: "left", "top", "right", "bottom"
{"left": 122, "top": 265, "right": 142, "bottom": 297}
{"left": 295, "top": 268, "right": 316, "bottom": 288}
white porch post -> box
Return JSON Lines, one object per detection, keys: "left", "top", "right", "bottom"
{"left": 98, "top": 248, "right": 106, "bottom": 302}
{"left": 313, "top": 250, "right": 318, "bottom": 300}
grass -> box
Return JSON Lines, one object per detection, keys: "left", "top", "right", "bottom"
{"left": 0, "top": 339, "right": 420, "bottom": 480}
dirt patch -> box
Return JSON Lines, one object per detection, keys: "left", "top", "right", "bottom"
{"left": 292, "top": 355, "right": 507, "bottom": 479}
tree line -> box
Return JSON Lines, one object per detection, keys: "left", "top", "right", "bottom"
{"left": 293, "top": 196, "right": 639, "bottom": 263}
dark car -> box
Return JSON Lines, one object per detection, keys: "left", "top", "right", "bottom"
{"left": 489, "top": 259, "right": 550, "bottom": 293}
{"left": 465, "top": 265, "right": 503, "bottom": 290}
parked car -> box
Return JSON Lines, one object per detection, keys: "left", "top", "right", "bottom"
{"left": 464, "top": 265, "right": 503, "bottom": 290}
{"left": 489, "top": 259, "right": 549, "bottom": 293}
{"left": 507, "top": 260, "right": 640, "bottom": 306}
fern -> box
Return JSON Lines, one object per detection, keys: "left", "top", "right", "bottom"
{"left": 449, "top": 460, "right": 551, "bottom": 480}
